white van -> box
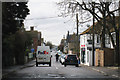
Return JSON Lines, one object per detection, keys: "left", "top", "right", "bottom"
{"left": 36, "top": 46, "right": 51, "bottom": 66}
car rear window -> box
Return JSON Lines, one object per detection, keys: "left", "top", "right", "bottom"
{"left": 67, "top": 55, "right": 77, "bottom": 60}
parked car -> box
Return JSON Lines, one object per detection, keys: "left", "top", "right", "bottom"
{"left": 64, "top": 54, "right": 78, "bottom": 67}
{"left": 59, "top": 54, "right": 66, "bottom": 65}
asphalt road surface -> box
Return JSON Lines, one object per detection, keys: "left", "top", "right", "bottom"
{"left": 2, "top": 51, "right": 119, "bottom": 80}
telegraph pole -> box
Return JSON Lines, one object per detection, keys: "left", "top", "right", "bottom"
{"left": 76, "top": 13, "right": 79, "bottom": 36}
{"left": 76, "top": 13, "right": 80, "bottom": 57}
{"left": 118, "top": 1, "right": 120, "bottom": 67}
{"left": 92, "top": 2, "right": 95, "bottom": 66}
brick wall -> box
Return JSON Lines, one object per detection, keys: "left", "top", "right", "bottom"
{"left": 95, "top": 49, "right": 99, "bottom": 66}
{"left": 95, "top": 48, "right": 114, "bottom": 66}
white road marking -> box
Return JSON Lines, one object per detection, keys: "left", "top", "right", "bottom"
{"left": 71, "top": 75, "right": 76, "bottom": 77}
{"left": 112, "top": 75, "right": 119, "bottom": 78}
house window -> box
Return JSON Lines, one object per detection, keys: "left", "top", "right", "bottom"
{"left": 97, "top": 35, "right": 100, "bottom": 43}
{"left": 87, "top": 34, "right": 92, "bottom": 40}
{"left": 87, "top": 40, "right": 92, "bottom": 44}
{"left": 112, "top": 33, "right": 116, "bottom": 44}
{"left": 105, "top": 35, "right": 110, "bottom": 44}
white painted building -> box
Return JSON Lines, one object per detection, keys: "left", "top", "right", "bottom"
{"left": 80, "top": 33, "right": 111, "bottom": 66}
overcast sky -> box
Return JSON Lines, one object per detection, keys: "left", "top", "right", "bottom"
{"left": 24, "top": 0, "right": 89, "bottom": 46}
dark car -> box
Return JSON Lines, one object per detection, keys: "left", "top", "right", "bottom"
{"left": 64, "top": 54, "right": 78, "bottom": 67}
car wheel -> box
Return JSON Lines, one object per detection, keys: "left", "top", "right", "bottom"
{"left": 64, "top": 64, "right": 66, "bottom": 67}
{"left": 36, "top": 62, "right": 38, "bottom": 67}
{"left": 75, "top": 64, "right": 78, "bottom": 67}
{"left": 49, "top": 60, "right": 51, "bottom": 67}
{"left": 49, "top": 62, "right": 51, "bottom": 67}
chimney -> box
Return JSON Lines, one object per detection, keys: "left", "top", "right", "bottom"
{"left": 30, "top": 26, "right": 34, "bottom": 31}
{"left": 63, "top": 35, "right": 65, "bottom": 39}
{"left": 67, "top": 31, "right": 69, "bottom": 38}
{"left": 68, "top": 31, "right": 69, "bottom": 36}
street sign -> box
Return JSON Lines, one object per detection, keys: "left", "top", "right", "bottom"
{"left": 83, "top": 48, "right": 85, "bottom": 51}
{"left": 31, "top": 48, "right": 34, "bottom": 53}
{"left": 28, "top": 53, "right": 33, "bottom": 58}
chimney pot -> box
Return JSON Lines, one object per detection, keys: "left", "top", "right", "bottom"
{"left": 30, "top": 26, "right": 34, "bottom": 31}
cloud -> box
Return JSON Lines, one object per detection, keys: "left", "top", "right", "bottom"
{"left": 27, "top": 0, "right": 60, "bottom": 18}
{"left": 24, "top": 0, "right": 88, "bottom": 45}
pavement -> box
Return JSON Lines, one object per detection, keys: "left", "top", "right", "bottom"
{"left": 2, "top": 59, "right": 36, "bottom": 78}
{"left": 80, "top": 64, "right": 120, "bottom": 79}
{"left": 2, "top": 60, "right": 120, "bottom": 79}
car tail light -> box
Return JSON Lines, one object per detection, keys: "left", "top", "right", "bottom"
{"left": 65, "top": 56, "right": 67, "bottom": 59}
{"left": 47, "top": 52, "right": 48, "bottom": 54}
{"left": 77, "top": 57, "right": 79, "bottom": 60}
{"left": 44, "top": 51, "right": 46, "bottom": 54}
{"left": 76, "top": 56, "right": 78, "bottom": 60}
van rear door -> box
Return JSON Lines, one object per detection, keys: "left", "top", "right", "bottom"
{"left": 36, "top": 46, "right": 51, "bottom": 66}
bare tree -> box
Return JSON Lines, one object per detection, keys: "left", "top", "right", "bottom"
{"left": 57, "top": 0, "right": 120, "bottom": 65}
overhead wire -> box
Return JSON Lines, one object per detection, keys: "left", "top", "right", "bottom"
{"left": 24, "top": 16, "right": 62, "bottom": 21}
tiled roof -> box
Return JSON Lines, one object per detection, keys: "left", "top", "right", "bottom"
{"left": 67, "top": 33, "right": 80, "bottom": 43}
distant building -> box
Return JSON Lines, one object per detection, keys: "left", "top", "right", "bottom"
{"left": 26, "top": 26, "right": 41, "bottom": 52}
{"left": 66, "top": 31, "right": 80, "bottom": 55}
{"left": 41, "top": 38, "right": 46, "bottom": 46}
{"left": 59, "top": 36, "right": 66, "bottom": 52}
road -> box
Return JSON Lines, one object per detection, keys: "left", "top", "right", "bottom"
{"left": 2, "top": 51, "right": 119, "bottom": 80}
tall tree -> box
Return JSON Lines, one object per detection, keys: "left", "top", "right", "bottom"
{"left": 2, "top": 2, "right": 29, "bottom": 35}
{"left": 2, "top": 2, "right": 30, "bottom": 66}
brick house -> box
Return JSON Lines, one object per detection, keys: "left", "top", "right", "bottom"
{"left": 26, "top": 26, "right": 41, "bottom": 52}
